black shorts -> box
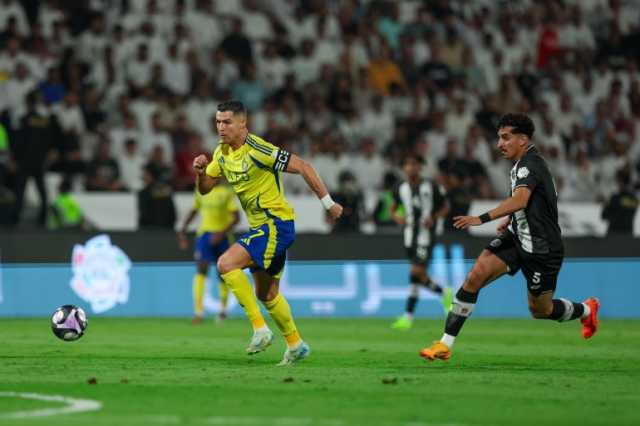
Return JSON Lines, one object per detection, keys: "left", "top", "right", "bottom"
{"left": 405, "top": 244, "right": 432, "bottom": 265}
{"left": 485, "top": 232, "right": 563, "bottom": 296}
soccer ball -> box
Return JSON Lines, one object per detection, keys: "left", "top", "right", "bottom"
{"left": 51, "top": 305, "right": 88, "bottom": 341}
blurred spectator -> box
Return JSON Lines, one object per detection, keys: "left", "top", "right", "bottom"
{"left": 162, "top": 43, "right": 190, "bottom": 96}
{"left": 367, "top": 41, "right": 406, "bottom": 96}
{"left": 47, "top": 178, "right": 91, "bottom": 230}
{"left": 140, "top": 111, "right": 173, "bottom": 160}
{"left": 126, "top": 43, "right": 154, "bottom": 93}
{"left": 232, "top": 62, "right": 265, "bottom": 112}
{"left": 5, "top": 61, "right": 37, "bottom": 127}
{"left": 292, "top": 39, "right": 322, "bottom": 87}
{"left": 146, "top": 144, "right": 172, "bottom": 184}
{"left": 360, "top": 95, "right": 393, "bottom": 149}
{"left": 38, "top": 66, "right": 65, "bottom": 105}
{"left": 138, "top": 164, "right": 176, "bottom": 230}
{"left": 118, "top": 138, "right": 145, "bottom": 192}
{"left": 601, "top": 170, "right": 638, "bottom": 236}
{"left": 443, "top": 169, "right": 471, "bottom": 233}
{"left": 185, "top": 78, "right": 217, "bottom": 140}
{"left": 12, "top": 90, "right": 60, "bottom": 225}
{"left": 174, "top": 133, "right": 206, "bottom": 191}
{"left": 85, "top": 140, "right": 124, "bottom": 191}
{"left": 0, "top": 1, "right": 29, "bottom": 37}
{"left": 220, "top": 17, "right": 252, "bottom": 65}
{"left": 372, "top": 171, "right": 399, "bottom": 230}
{"left": 328, "top": 170, "right": 364, "bottom": 233}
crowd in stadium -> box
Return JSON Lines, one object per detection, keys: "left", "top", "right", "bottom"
{"left": 0, "top": 0, "right": 639, "bottom": 228}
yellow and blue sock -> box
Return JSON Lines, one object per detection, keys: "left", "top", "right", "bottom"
{"left": 193, "top": 273, "right": 206, "bottom": 317}
{"left": 218, "top": 280, "right": 229, "bottom": 313}
{"left": 221, "top": 269, "right": 266, "bottom": 330}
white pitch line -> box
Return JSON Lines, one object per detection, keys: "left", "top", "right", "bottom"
{"left": 0, "top": 391, "right": 102, "bottom": 418}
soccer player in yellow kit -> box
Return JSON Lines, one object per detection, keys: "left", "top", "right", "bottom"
{"left": 178, "top": 180, "right": 239, "bottom": 324}
{"left": 193, "top": 100, "right": 343, "bottom": 365}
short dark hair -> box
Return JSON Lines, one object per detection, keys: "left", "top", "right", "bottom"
{"left": 403, "top": 153, "right": 425, "bottom": 165}
{"left": 497, "top": 113, "right": 535, "bottom": 139}
{"left": 217, "top": 100, "right": 246, "bottom": 115}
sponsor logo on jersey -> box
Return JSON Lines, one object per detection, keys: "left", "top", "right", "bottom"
{"left": 517, "top": 167, "right": 530, "bottom": 179}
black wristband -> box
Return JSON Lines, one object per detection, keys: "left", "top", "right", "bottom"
{"left": 479, "top": 213, "right": 491, "bottom": 223}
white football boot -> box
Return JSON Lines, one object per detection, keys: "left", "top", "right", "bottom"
{"left": 277, "top": 341, "right": 311, "bottom": 366}
{"left": 246, "top": 328, "right": 274, "bottom": 355}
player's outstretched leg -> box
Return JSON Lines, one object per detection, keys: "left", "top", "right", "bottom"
{"left": 221, "top": 268, "right": 273, "bottom": 354}
{"left": 530, "top": 294, "right": 600, "bottom": 339}
{"left": 218, "top": 246, "right": 273, "bottom": 355}
{"left": 420, "top": 250, "right": 507, "bottom": 362}
{"left": 254, "top": 271, "right": 309, "bottom": 366}
{"left": 266, "top": 293, "right": 310, "bottom": 366}
{"left": 420, "top": 287, "right": 477, "bottom": 361}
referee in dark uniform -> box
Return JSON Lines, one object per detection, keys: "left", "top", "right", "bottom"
{"left": 420, "top": 113, "right": 600, "bottom": 361}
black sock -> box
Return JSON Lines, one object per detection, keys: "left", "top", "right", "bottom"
{"left": 444, "top": 288, "right": 478, "bottom": 337}
{"left": 549, "top": 299, "right": 585, "bottom": 322}
{"left": 425, "top": 278, "right": 443, "bottom": 295}
{"left": 406, "top": 296, "right": 418, "bottom": 314}
{"left": 411, "top": 273, "right": 443, "bottom": 295}
{"left": 571, "top": 302, "right": 585, "bottom": 320}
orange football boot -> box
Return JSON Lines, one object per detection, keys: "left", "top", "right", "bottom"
{"left": 581, "top": 297, "right": 600, "bottom": 339}
{"left": 419, "top": 341, "right": 451, "bottom": 361}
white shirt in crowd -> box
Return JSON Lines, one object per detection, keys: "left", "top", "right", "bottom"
{"left": 162, "top": 55, "right": 191, "bottom": 96}
{"left": 118, "top": 149, "right": 146, "bottom": 192}
{"left": 52, "top": 103, "right": 86, "bottom": 135}
{"left": 0, "top": 0, "right": 29, "bottom": 36}
{"left": 140, "top": 128, "right": 174, "bottom": 161}
{"left": 184, "top": 97, "right": 218, "bottom": 139}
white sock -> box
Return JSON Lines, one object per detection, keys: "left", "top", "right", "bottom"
{"left": 581, "top": 303, "right": 591, "bottom": 319}
{"left": 405, "top": 312, "right": 414, "bottom": 321}
{"left": 441, "top": 333, "right": 455, "bottom": 348}
{"left": 255, "top": 324, "right": 270, "bottom": 333}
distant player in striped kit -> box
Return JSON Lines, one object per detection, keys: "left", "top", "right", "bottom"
{"left": 391, "top": 154, "right": 453, "bottom": 330}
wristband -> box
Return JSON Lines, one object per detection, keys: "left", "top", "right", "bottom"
{"left": 320, "top": 194, "right": 336, "bottom": 210}
{"left": 479, "top": 212, "right": 491, "bottom": 223}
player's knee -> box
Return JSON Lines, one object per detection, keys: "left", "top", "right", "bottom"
{"left": 216, "top": 256, "right": 232, "bottom": 275}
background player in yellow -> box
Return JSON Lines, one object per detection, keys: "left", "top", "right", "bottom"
{"left": 193, "top": 100, "right": 343, "bottom": 366}
{"left": 178, "top": 179, "right": 239, "bottom": 324}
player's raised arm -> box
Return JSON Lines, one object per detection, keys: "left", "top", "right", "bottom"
{"left": 453, "top": 186, "right": 531, "bottom": 230}
{"left": 193, "top": 154, "right": 219, "bottom": 195}
{"left": 284, "top": 153, "right": 343, "bottom": 220}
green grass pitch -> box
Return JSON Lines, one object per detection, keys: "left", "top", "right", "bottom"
{"left": 1, "top": 318, "right": 639, "bottom": 426}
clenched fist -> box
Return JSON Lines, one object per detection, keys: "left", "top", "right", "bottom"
{"left": 193, "top": 154, "right": 209, "bottom": 175}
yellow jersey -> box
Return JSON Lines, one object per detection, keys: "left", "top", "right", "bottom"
{"left": 205, "top": 133, "right": 295, "bottom": 228}
{"left": 193, "top": 184, "right": 238, "bottom": 235}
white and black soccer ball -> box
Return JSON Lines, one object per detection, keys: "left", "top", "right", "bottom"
{"left": 51, "top": 305, "right": 88, "bottom": 341}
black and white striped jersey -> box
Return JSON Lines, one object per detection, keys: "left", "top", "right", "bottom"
{"left": 393, "top": 179, "right": 445, "bottom": 248}
{"left": 509, "top": 145, "right": 563, "bottom": 254}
